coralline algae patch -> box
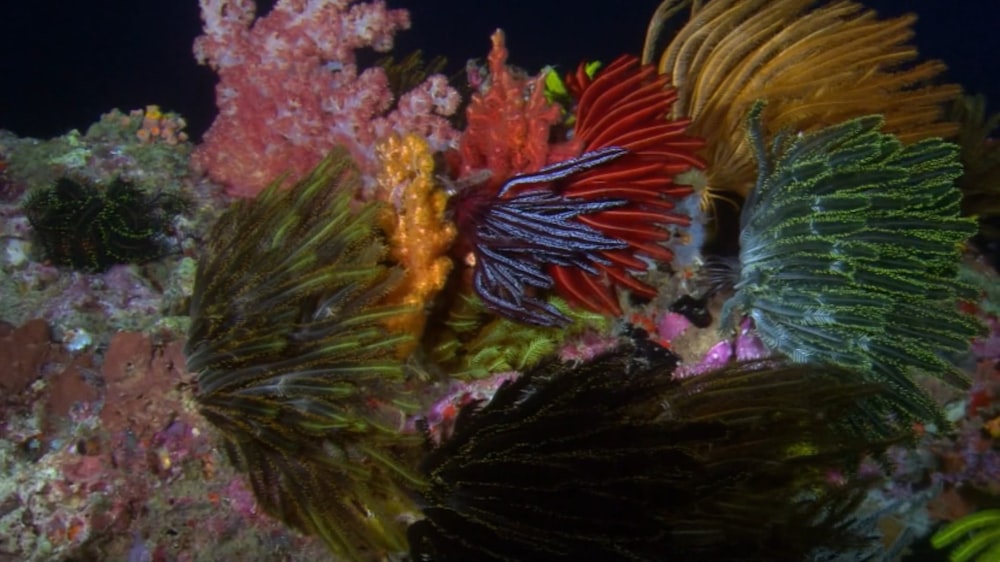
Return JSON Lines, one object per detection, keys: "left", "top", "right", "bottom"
{"left": 0, "top": 324, "right": 329, "bottom": 561}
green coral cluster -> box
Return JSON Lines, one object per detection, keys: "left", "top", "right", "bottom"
{"left": 722, "top": 103, "right": 982, "bottom": 428}
{"left": 430, "top": 294, "right": 609, "bottom": 378}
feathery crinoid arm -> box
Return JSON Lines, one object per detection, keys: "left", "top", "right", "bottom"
{"left": 725, "top": 103, "right": 983, "bottom": 429}
{"left": 648, "top": 0, "right": 960, "bottom": 207}
{"left": 185, "top": 148, "right": 425, "bottom": 560}
{"left": 409, "top": 349, "right": 898, "bottom": 561}
{"left": 932, "top": 509, "right": 1000, "bottom": 562}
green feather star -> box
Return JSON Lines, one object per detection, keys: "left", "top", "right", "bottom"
{"left": 722, "top": 102, "right": 983, "bottom": 429}
{"left": 185, "top": 148, "right": 425, "bottom": 561}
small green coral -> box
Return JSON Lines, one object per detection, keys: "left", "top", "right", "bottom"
{"left": 430, "top": 294, "right": 608, "bottom": 378}
{"left": 543, "top": 60, "right": 601, "bottom": 107}
{"left": 722, "top": 102, "right": 982, "bottom": 428}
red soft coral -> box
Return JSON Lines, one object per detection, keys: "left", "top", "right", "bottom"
{"left": 450, "top": 30, "right": 562, "bottom": 193}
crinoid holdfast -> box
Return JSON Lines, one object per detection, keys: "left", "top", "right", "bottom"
{"left": 23, "top": 176, "right": 183, "bottom": 271}
{"left": 409, "top": 348, "right": 898, "bottom": 562}
{"left": 184, "top": 148, "right": 426, "bottom": 560}
{"left": 722, "top": 102, "right": 983, "bottom": 429}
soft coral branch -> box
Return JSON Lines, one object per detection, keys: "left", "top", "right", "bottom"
{"left": 449, "top": 30, "right": 562, "bottom": 193}
{"left": 192, "top": 0, "right": 460, "bottom": 197}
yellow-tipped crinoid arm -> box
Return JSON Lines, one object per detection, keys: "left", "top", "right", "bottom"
{"left": 644, "top": 0, "right": 961, "bottom": 208}
{"left": 373, "top": 133, "right": 456, "bottom": 351}
{"left": 185, "top": 148, "right": 427, "bottom": 561}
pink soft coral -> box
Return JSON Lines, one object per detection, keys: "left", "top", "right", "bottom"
{"left": 192, "top": 0, "right": 460, "bottom": 197}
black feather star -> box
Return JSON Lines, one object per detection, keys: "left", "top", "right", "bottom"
{"left": 467, "top": 147, "right": 631, "bottom": 326}
{"left": 23, "top": 176, "right": 183, "bottom": 271}
{"left": 409, "top": 347, "right": 901, "bottom": 562}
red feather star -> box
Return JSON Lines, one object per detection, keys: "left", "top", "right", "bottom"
{"left": 548, "top": 56, "right": 706, "bottom": 316}
{"left": 450, "top": 52, "right": 705, "bottom": 325}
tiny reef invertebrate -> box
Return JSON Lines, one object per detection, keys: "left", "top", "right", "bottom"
{"left": 185, "top": 149, "right": 426, "bottom": 560}
{"left": 23, "top": 176, "right": 183, "bottom": 272}
{"left": 722, "top": 103, "right": 982, "bottom": 430}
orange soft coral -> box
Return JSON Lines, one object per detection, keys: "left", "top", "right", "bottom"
{"left": 374, "top": 134, "right": 456, "bottom": 346}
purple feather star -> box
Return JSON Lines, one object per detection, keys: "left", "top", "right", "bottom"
{"left": 466, "top": 147, "right": 631, "bottom": 326}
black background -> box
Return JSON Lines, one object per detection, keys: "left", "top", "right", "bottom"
{"left": 0, "top": 1, "right": 997, "bottom": 141}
